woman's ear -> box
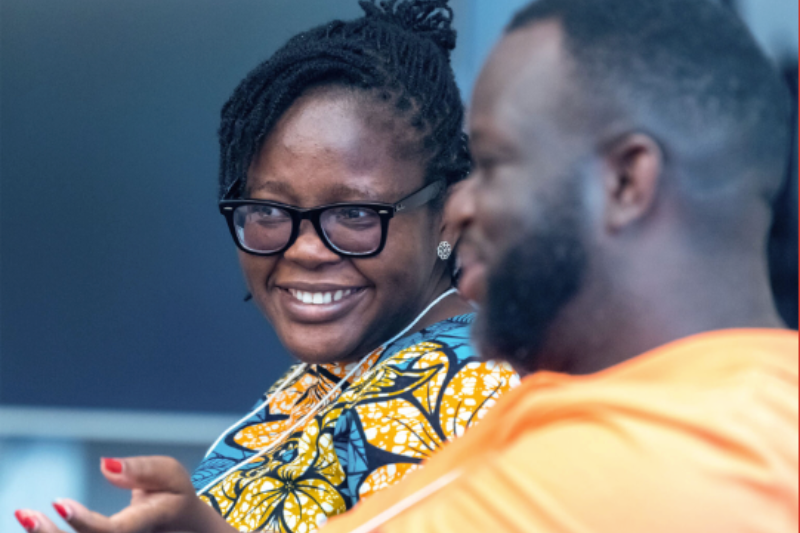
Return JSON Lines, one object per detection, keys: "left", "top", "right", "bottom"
{"left": 602, "top": 132, "right": 664, "bottom": 232}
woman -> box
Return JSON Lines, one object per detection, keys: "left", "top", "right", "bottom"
{"left": 15, "top": 1, "right": 517, "bottom": 533}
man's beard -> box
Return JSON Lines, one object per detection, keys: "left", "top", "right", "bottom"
{"left": 473, "top": 184, "right": 587, "bottom": 373}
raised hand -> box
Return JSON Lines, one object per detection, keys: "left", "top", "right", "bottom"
{"left": 14, "top": 456, "right": 239, "bottom": 533}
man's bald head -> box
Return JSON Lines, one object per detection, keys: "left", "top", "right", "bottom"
{"left": 505, "top": 0, "right": 792, "bottom": 205}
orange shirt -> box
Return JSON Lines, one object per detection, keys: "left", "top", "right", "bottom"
{"left": 321, "top": 329, "right": 799, "bottom": 533}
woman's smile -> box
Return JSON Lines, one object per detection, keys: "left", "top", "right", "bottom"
{"left": 275, "top": 283, "right": 370, "bottom": 323}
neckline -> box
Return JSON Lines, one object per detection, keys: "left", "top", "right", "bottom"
{"left": 316, "top": 313, "right": 476, "bottom": 375}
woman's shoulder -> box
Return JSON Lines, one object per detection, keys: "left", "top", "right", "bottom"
{"left": 376, "top": 313, "right": 519, "bottom": 389}
{"left": 381, "top": 313, "right": 476, "bottom": 363}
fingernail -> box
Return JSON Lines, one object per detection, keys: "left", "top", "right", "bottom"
{"left": 14, "top": 510, "right": 36, "bottom": 532}
{"left": 102, "top": 457, "right": 123, "bottom": 474}
{"left": 53, "top": 501, "right": 72, "bottom": 520}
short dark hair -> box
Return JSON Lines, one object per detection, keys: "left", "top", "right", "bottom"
{"left": 218, "top": 0, "right": 470, "bottom": 204}
{"left": 507, "top": 0, "right": 792, "bottom": 201}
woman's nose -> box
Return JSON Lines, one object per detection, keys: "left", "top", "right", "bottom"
{"left": 282, "top": 220, "right": 341, "bottom": 267}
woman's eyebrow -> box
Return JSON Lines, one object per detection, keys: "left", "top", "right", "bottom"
{"left": 325, "top": 183, "right": 381, "bottom": 201}
{"left": 249, "top": 179, "right": 381, "bottom": 202}
{"left": 249, "top": 179, "right": 295, "bottom": 197}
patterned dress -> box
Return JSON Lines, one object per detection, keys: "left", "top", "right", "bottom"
{"left": 192, "top": 314, "right": 519, "bottom": 533}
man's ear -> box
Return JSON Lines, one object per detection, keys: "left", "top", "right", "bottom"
{"left": 602, "top": 132, "right": 664, "bottom": 232}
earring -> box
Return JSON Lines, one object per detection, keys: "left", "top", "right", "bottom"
{"left": 437, "top": 241, "right": 452, "bottom": 261}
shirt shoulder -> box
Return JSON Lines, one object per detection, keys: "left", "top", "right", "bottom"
{"left": 323, "top": 329, "right": 798, "bottom": 533}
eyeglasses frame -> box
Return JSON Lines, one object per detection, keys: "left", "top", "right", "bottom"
{"left": 219, "top": 179, "right": 445, "bottom": 258}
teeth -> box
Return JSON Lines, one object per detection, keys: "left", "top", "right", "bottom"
{"left": 288, "top": 288, "right": 357, "bottom": 305}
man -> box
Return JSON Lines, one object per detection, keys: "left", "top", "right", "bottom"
{"left": 320, "top": 0, "right": 798, "bottom": 531}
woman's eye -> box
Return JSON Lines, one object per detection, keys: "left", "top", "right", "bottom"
{"left": 262, "top": 207, "right": 285, "bottom": 217}
{"left": 249, "top": 207, "right": 289, "bottom": 224}
{"left": 335, "top": 208, "right": 373, "bottom": 220}
{"left": 329, "top": 207, "right": 379, "bottom": 227}
{"left": 344, "top": 208, "right": 368, "bottom": 219}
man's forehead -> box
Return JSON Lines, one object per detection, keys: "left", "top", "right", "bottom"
{"left": 471, "top": 20, "right": 567, "bottom": 132}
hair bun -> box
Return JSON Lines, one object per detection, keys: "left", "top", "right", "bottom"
{"left": 359, "top": 0, "right": 457, "bottom": 52}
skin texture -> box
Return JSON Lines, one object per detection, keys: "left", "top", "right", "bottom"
{"left": 241, "top": 86, "right": 466, "bottom": 365}
{"left": 16, "top": 87, "right": 471, "bottom": 533}
{"left": 452, "top": 20, "right": 783, "bottom": 376}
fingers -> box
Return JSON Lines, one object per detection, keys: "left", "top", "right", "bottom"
{"left": 17, "top": 496, "right": 235, "bottom": 533}
{"left": 100, "top": 455, "right": 195, "bottom": 494}
{"left": 50, "top": 499, "right": 119, "bottom": 533}
{"left": 15, "top": 504, "right": 112, "bottom": 533}
{"left": 14, "top": 456, "right": 212, "bottom": 533}
{"left": 15, "top": 501, "right": 161, "bottom": 533}
{"left": 14, "top": 509, "right": 67, "bottom": 533}
{"left": 49, "top": 497, "right": 183, "bottom": 533}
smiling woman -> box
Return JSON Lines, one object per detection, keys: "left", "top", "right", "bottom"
{"left": 13, "top": 1, "right": 518, "bottom": 533}
{"left": 189, "top": 12, "right": 520, "bottom": 529}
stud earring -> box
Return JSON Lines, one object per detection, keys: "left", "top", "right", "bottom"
{"left": 437, "top": 241, "right": 452, "bottom": 261}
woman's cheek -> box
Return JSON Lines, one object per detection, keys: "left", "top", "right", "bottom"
{"left": 238, "top": 254, "right": 277, "bottom": 304}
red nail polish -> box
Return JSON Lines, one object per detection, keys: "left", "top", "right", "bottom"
{"left": 102, "top": 457, "right": 123, "bottom": 474}
{"left": 53, "top": 502, "right": 70, "bottom": 520}
{"left": 14, "top": 510, "right": 35, "bottom": 532}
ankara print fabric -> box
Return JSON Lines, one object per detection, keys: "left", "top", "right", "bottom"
{"left": 192, "top": 314, "right": 519, "bottom": 533}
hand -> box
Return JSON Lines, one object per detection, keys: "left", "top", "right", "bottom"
{"left": 14, "top": 456, "right": 239, "bottom": 533}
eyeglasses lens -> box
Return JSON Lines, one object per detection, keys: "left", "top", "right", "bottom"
{"left": 320, "top": 207, "right": 382, "bottom": 254}
{"left": 234, "top": 205, "right": 293, "bottom": 253}
{"left": 233, "top": 205, "right": 383, "bottom": 255}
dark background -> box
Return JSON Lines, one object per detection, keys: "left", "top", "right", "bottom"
{"left": 1, "top": 0, "right": 796, "bottom": 414}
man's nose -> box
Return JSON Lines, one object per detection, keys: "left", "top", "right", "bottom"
{"left": 444, "top": 176, "right": 478, "bottom": 234}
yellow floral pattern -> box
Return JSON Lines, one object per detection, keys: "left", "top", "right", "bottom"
{"left": 192, "top": 315, "right": 519, "bottom": 533}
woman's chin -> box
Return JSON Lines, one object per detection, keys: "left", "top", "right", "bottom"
{"left": 277, "top": 327, "right": 368, "bottom": 366}
{"left": 266, "top": 287, "right": 380, "bottom": 365}
{"left": 287, "top": 346, "right": 365, "bottom": 366}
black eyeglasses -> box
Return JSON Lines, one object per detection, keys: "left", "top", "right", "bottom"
{"left": 219, "top": 180, "right": 444, "bottom": 257}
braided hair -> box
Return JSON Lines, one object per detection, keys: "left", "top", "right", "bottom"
{"left": 218, "top": 0, "right": 470, "bottom": 205}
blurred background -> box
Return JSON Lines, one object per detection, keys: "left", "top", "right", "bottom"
{"left": 0, "top": 0, "right": 796, "bottom": 529}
